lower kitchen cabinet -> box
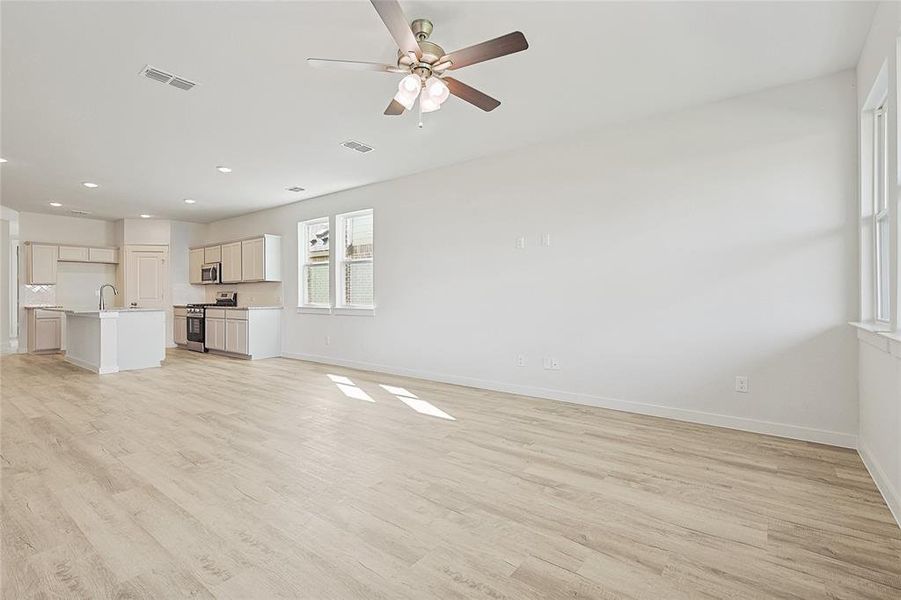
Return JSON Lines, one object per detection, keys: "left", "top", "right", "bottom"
{"left": 225, "top": 318, "right": 248, "bottom": 354}
{"left": 174, "top": 316, "right": 188, "bottom": 345}
{"left": 26, "top": 309, "right": 62, "bottom": 353}
{"left": 205, "top": 317, "right": 226, "bottom": 351}
{"left": 204, "top": 308, "right": 280, "bottom": 359}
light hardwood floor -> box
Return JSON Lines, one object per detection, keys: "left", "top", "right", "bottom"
{"left": 2, "top": 349, "right": 899, "bottom": 599}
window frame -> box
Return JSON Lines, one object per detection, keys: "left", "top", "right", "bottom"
{"left": 297, "top": 216, "right": 331, "bottom": 309}
{"left": 873, "top": 102, "right": 890, "bottom": 323}
{"left": 335, "top": 208, "right": 375, "bottom": 311}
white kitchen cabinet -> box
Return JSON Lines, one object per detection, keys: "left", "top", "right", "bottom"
{"left": 221, "top": 242, "right": 242, "bottom": 283}
{"left": 225, "top": 318, "right": 249, "bottom": 355}
{"left": 174, "top": 316, "right": 187, "bottom": 345}
{"left": 88, "top": 247, "right": 118, "bottom": 263}
{"left": 241, "top": 238, "right": 264, "bottom": 281}
{"left": 189, "top": 248, "right": 204, "bottom": 285}
{"left": 34, "top": 319, "right": 61, "bottom": 352}
{"left": 241, "top": 235, "right": 281, "bottom": 282}
{"left": 205, "top": 317, "right": 226, "bottom": 351}
{"left": 25, "top": 243, "right": 59, "bottom": 284}
{"left": 204, "top": 245, "right": 222, "bottom": 264}
{"left": 58, "top": 246, "right": 90, "bottom": 261}
{"left": 26, "top": 309, "right": 62, "bottom": 353}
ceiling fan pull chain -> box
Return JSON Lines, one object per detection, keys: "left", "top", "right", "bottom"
{"left": 418, "top": 95, "right": 424, "bottom": 129}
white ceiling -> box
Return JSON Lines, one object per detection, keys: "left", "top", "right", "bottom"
{"left": 1, "top": 1, "right": 876, "bottom": 223}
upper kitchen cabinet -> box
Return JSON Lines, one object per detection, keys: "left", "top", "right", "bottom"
{"left": 241, "top": 235, "right": 281, "bottom": 282}
{"left": 56, "top": 245, "right": 119, "bottom": 264}
{"left": 24, "top": 243, "right": 58, "bottom": 284}
{"left": 204, "top": 245, "right": 221, "bottom": 264}
{"left": 221, "top": 242, "right": 242, "bottom": 283}
{"left": 88, "top": 247, "right": 118, "bottom": 263}
{"left": 189, "top": 248, "right": 204, "bottom": 284}
{"left": 58, "top": 245, "right": 89, "bottom": 262}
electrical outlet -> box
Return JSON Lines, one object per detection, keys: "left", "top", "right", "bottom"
{"left": 325, "top": 336, "right": 331, "bottom": 346}
{"left": 735, "top": 376, "right": 749, "bottom": 393}
{"left": 543, "top": 357, "right": 560, "bottom": 370}
{"left": 516, "top": 355, "right": 526, "bottom": 367}
{"left": 541, "top": 233, "right": 551, "bottom": 247}
{"left": 515, "top": 236, "right": 525, "bottom": 249}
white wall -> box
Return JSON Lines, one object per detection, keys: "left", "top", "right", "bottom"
{"left": 208, "top": 71, "right": 859, "bottom": 447}
{"left": 19, "top": 212, "right": 117, "bottom": 246}
{"left": 856, "top": 1, "right": 901, "bottom": 527}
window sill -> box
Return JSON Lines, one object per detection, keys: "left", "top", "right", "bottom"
{"left": 334, "top": 307, "right": 375, "bottom": 317}
{"left": 297, "top": 306, "right": 332, "bottom": 315}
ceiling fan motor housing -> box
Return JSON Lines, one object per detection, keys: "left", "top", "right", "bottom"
{"left": 398, "top": 19, "right": 445, "bottom": 76}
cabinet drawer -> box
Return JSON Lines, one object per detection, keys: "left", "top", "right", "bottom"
{"left": 58, "top": 246, "right": 90, "bottom": 261}
{"left": 34, "top": 309, "right": 61, "bottom": 320}
{"left": 225, "top": 309, "right": 248, "bottom": 321}
{"left": 205, "top": 308, "right": 227, "bottom": 319}
{"left": 174, "top": 307, "right": 187, "bottom": 317}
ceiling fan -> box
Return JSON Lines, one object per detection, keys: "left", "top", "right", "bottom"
{"left": 307, "top": 0, "right": 528, "bottom": 119}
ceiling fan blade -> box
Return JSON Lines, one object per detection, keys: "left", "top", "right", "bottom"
{"left": 370, "top": 0, "right": 421, "bottom": 58}
{"left": 443, "top": 77, "right": 501, "bottom": 112}
{"left": 384, "top": 98, "right": 406, "bottom": 115}
{"left": 442, "top": 32, "right": 528, "bottom": 70}
{"left": 307, "top": 58, "right": 405, "bottom": 73}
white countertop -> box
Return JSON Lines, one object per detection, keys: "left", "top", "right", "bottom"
{"left": 173, "top": 305, "right": 283, "bottom": 310}
{"left": 46, "top": 307, "right": 166, "bottom": 316}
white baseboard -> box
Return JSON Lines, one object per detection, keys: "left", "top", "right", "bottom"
{"left": 859, "top": 441, "right": 901, "bottom": 529}
{"left": 281, "top": 352, "right": 857, "bottom": 449}
{"left": 64, "top": 355, "right": 118, "bottom": 374}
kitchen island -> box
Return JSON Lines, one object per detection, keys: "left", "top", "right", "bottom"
{"left": 47, "top": 308, "right": 165, "bottom": 374}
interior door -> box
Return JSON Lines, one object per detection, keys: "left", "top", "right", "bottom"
{"left": 125, "top": 247, "right": 169, "bottom": 308}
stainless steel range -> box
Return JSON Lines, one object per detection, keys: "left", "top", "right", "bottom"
{"left": 185, "top": 291, "right": 237, "bottom": 352}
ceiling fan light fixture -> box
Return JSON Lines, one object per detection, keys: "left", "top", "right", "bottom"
{"left": 421, "top": 94, "right": 441, "bottom": 113}
{"left": 399, "top": 74, "right": 420, "bottom": 93}
{"left": 425, "top": 77, "right": 449, "bottom": 103}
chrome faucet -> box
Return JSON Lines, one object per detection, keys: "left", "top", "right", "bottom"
{"left": 99, "top": 284, "right": 118, "bottom": 310}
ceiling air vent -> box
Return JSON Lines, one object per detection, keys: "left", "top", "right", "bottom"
{"left": 342, "top": 140, "right": 374, "bottom": 154}
{"left": 169, "top": 77, "right": 196, "bottom": 91}
{"left": 69, "top": 209, "right": 92, "bottom": 216}
{"left": 139, "top": 65, "right": 198, "bottom": 92}
{"left": 286, "top": 186, "right": 305, "bottom": 193}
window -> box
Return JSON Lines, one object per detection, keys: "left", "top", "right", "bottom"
{"left": 298, "top": 217, "right": 330, "bottom": 307}
{"left": 336, "top": 209, "right": 374, "bottom": 308}
{"left": 873, "top": 102, "right": 889, "bottom": 322}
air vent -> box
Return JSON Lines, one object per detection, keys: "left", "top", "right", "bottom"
{"left": 168, "top": 77, "right": 196, "bottom": 91}
{"left": 139, "top": 65, "right": 199, "bottom": 92}
{"left": 286, "top": 186, "right": 305, "bottom": 193}
{"left": 342, "top": 140, "right": 374, "bottom": 154}
{"left": 69, "top": 209, "right": 92, "bottom": 216}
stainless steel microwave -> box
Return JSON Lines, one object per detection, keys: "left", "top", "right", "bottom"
{"left": 201, "top": 263, "right": 220, "bottom": 284}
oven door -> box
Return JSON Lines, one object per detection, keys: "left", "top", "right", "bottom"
{"left": 186, "top": 315, "right": 206, "bottom": 352}
{"left": 201, "top": 263, "right": 220, "bottom": 284}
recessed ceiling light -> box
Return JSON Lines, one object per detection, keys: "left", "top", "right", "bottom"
{"left": 216, "top": 166, "right": 232, "bottom": 173}
{"left": 286, "top": 186, "right": 305, "bottom": 193}
{"left": 82, "top": 182, "right": 99, "bottom": 188}
{"left": 140, "top": 214, "right": 152, "bottom": 219}
{"left": 49, "top": 202, "right": 62, "bottom": 207}
{"left": 0, "top": 158, "right": 7, "bottom": 163}
{"left": 183, "top": 198, "right": 196, "bottom": 204}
